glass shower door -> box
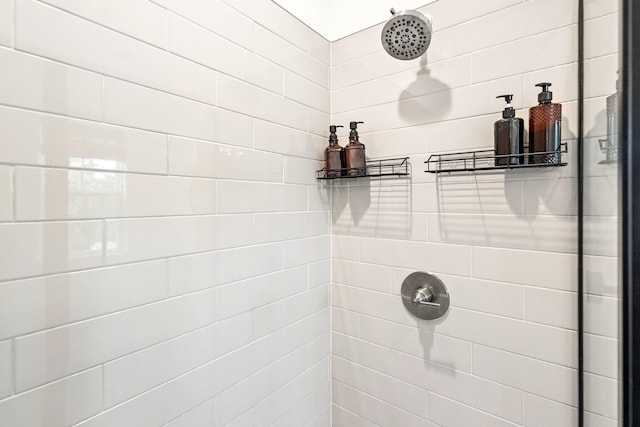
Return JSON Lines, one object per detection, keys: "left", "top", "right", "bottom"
{"left": 582, "top": 0, "right": 620, "bottom": 424}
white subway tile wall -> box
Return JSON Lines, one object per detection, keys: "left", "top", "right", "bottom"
{"left": 331, "top": 1, "right": 618, "bottom": 427}
{"left": 0, "top": 1, "right": 330, "bottom": 426}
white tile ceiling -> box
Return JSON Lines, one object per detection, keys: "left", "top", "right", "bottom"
{"left": 272, "top": 0, "right": 436, "bottom": 41}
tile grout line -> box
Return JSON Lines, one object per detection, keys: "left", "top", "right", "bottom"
{"left": 10, "top": 166, "right": 15, "bottom": 223}
{"left": 11, "top": 338, "right": 16, "bottom": 397}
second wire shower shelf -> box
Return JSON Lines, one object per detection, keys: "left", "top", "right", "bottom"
{"left": 425, "top": 142, "right": 568, "bottom": 173}
{"left": 317, "top": 157, "right": 410, "bottom": 180}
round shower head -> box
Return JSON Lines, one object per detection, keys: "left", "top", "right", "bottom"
{"left": 381, "top": 8, "right": 432, "bottom": 60}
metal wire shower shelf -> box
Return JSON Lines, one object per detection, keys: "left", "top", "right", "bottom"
{"left": 316, "top": 157, "right": 410, "bottom": 180}
{"left": 425, "top": 142, "right": 568, "bottom": 173}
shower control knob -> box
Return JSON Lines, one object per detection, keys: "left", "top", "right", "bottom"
{"left": 401, "top": 272, "right": 450, "bottom": 320}
{"left": 412, "top": 287, "right": 441, "bottom": 307}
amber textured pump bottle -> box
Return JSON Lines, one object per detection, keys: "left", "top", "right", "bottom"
{"left": 345, "top": 121, "right": 366, "bottom": 176}
{"left": 529, "top": 82, "right": 562, "bottom": 164}
{"left": 325, "top": 125, "right": 345, "bottom": 177}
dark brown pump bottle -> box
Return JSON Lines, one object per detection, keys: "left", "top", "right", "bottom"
{"left": 494, "top": 94, "right": 524, "bottom": 166}
{"left": 529, "top": 82, "right": 562, "bottom": 164}
{"left": 325, "top": 125, "right": 345, "bottom": 177}
{"left": 345, "top": 121, "right": 366, "bottom": 176}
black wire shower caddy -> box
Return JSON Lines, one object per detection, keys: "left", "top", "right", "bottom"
{"left": 424, "top": 142, "right": 568, "bottom": 173}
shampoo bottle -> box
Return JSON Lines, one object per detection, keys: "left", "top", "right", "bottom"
{"left": 325, "top": 125, "right": 345, "bottom": 177}
{"left": 494, "top": 94, "right": 524, "bottom": 166}
{"left": 345, "top": 121, "right": 366, "bottom": 176}
{"left": 529, "top": 82, "right": 562, "bottom": 164}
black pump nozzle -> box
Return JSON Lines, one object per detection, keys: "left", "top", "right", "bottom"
{"left": 497, "top": 94, "right": 513, "bottom": 104}
{"left": 329, "top": 125, "right": 343, "bottom": 144}
{"left": 496, "top": 94, "right": 515, "bottom": 119}
{"left": 535, "top": 82, "right": 553, "bottom": 104}
{"left": 349, "top": 121, "right": 364, "bottom": 138}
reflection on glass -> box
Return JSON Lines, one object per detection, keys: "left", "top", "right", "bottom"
{"left": 583, "top": 1, "right": 620, "bottom": 423}
{"left": 69, "top": 222, "right": 104, "bottom": 259}
{"left": 599, "top": 79, "right": 619, "bottom": 164}
{"left": 67, "top": 157, "right": 127, "bottom": 255}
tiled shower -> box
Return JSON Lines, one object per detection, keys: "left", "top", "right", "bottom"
{"left": 0, "top": 0, "right": 619, "bottom": 426}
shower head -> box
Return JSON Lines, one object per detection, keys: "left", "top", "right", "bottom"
{"left": 381, "top": 8, "right": 432, "bottom": 61}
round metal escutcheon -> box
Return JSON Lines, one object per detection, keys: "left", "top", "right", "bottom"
{"left": 401, "top": 271, "right": 450, "bottom": 320}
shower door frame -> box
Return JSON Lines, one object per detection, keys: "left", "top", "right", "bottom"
{"left": 620, "top": 0, "right": 640, "bottom": 425}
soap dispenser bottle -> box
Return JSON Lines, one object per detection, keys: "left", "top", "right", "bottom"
{"left": 345, "top": 121, "right": 366, "bottom": 176}
{"left": 494, "top": 94, "right": 524, "bottom": 166}
{"left": 529, "top": 82, "right": 562, "bottom": 164}
{"left": 325, "top": 125, "right": 345, "bottom": 177}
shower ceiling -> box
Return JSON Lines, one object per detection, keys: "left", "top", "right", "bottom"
{"left": 272, "top": 0, "right": 437, "bottom": 41}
